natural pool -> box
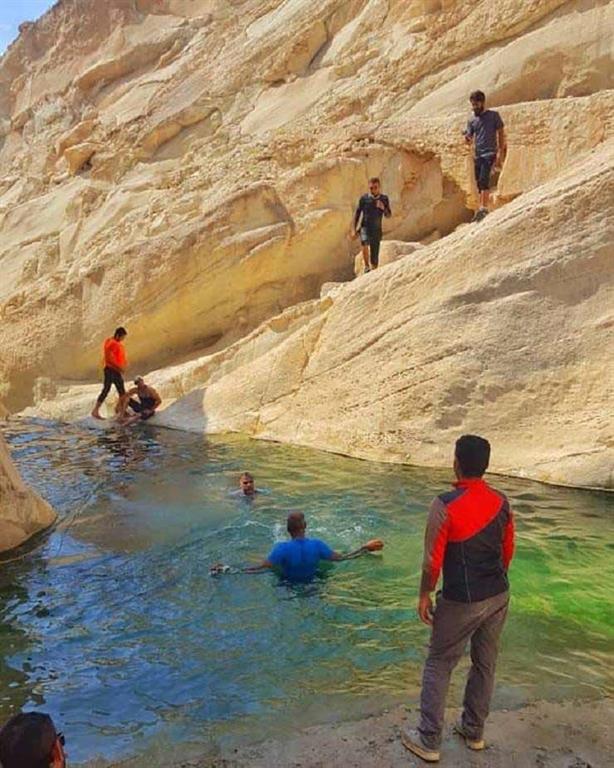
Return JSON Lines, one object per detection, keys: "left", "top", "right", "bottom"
{"left": 0, "top": 419, "right": 612, "bottom": 766}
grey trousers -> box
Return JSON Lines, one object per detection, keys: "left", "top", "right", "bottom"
{"left": 418, "top": 590, "right": 509, "bottom": 749}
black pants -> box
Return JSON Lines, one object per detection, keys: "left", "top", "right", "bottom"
{"left": 128, "top": 398, "right": 156, "bottom": 420}
{"left": 97, "top": 367, "right": 125, "bottom": 405}
{"left": 360, "top": 227, "right": 382, "bottom": 266}
{"left": 474, "top": 154, "right": 495, "bottom": 191}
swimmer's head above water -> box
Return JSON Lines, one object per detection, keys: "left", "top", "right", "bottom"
{"left": 287, "top": 511, "right": 307, "bottom": 538}
{"left": 239, "top": 472, "right": 256, "bottom": 495}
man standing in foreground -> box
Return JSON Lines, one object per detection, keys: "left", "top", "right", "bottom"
{"left": 353, "top": 177, "right": 392, "bottom": 272}
{"left": 402, "top": 435, "right": 514, "bottom": 763}
{"left": 464, "top": 90, "right": 506, "bottom": 222}
{"left": 91, "top": 326, "right": 128, "bottom": 419}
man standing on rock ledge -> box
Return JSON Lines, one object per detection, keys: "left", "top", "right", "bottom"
{"left": 353, "top": 177, "right": 391, "bottom": 272}
{"left": 464, "top": 90, "right": 506, "bottom": 222}
{"left": 401, "top": 435, "right": 515, "bottom": 763}
{"left": 91, "top": 327, "right": 128, "bottom": 420}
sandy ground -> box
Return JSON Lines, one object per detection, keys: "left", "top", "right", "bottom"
{"left": 159, "top": 699, "right": 612, "bottom": 768}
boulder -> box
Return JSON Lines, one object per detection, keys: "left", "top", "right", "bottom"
{"left": 0, "top": 434, "right": 57, "bottom": 554}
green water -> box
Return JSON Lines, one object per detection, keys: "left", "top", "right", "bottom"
{"left": 0, "top": 420, "right": 612, "bottom": 766}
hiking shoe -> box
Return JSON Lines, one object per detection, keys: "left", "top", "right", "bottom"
{"left": 364, "top": 265, "right": 371, "bottom": 273}
{"left": 453, "top": 720, "right": 485, "bottom": 751}
{"left": 472, "top": 207, "right": 489, "bottom": 222}
{"left": 400, "top": 726, "right": 440, "bottom": 762}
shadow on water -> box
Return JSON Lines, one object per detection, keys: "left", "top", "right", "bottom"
{"left": 0, "top": 419, "right": 612, "bottom": 766}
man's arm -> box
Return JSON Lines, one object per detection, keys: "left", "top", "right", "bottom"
{"left": 382, "top": 196, "right": 392, "bottom": 218}
{"left": 496, "top": 126, "right": 507, "bottom": 167}
{"left": 330, "top": 546, "right": 368, "bottom": 562}
{"left": 209, "top": 560, "right": 273, "bottom": 575}
{"left": 353, "top": 197, "right": 364, "bottom": 231}
{"left": 211, "top": 541, "right": 283, "bottom": 576}
{"left": 502, "top": 502, "right": 515, "bottom": 571}
{"left": 149, "top": 387, "right": 162, "bottom": 410}
{"left": 418, "top": 498, "right": 449, "bottom": 625}
{"left": 243, "top": 560, "right": 274, "bottom": 574}
{"left": 464, "top": 119, "right": 474, "bottom": 144}
{"left": 327, "top": 539, "right": 383, "bottom": 561}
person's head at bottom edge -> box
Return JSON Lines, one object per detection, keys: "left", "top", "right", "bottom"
{"left": 0, "top": 712, "right": 66, "bottom": 768}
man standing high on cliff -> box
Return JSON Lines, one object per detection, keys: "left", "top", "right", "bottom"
{"left": 353, "top": 177, "right": 392, "bottom": 272}
{"left": 91, "top": 327, "right": 128, "bottom": 420}
{"left": 401, "top": 435, "right": 515, "bottom": 763}
{"left": 464, "top": 90, "right": 506, "bottom": 222}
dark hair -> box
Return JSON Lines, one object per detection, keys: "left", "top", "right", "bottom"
{"left": 0, "top": 712, "right": 57, "bottom": 768}
{"left": 369, "top": 177, "right": 381, "bottom": 184}
{"left": 455, "top": 435, "right": 490, "bottom": 477}
{"left": 469, "top": 90, "right": 486, "bottom": 103}
{"left": 287, "top": 512, "right": 306, "bottom": 536}
{"left": 113, "top": 326, "right": 127, "bottom": 339}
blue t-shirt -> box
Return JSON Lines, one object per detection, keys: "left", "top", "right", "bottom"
{"left": 267, "top": 538, "right": 334, "bottom": 581}
{"left": 465, "top": 109, "right": 504, "bottom": 157}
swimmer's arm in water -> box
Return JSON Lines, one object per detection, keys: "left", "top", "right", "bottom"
{"left": 330, "top": 547, "right": 368, "bottom": 561}
{"left": 209, "top": 560, "right": 273, "bottom": 575}
{"left": 328, "top": 539, "right": 385, "bottom": 562}
{"left": 242, "top": 560, "right": 273, "bottom": 574}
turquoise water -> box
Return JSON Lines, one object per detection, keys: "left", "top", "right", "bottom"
{"left": 0, "top": 419, "right": 612, "bottom": 766}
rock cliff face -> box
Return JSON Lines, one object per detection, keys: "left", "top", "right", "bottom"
{"left": 0, "top": 432, "right": 57, "bottom": 554}
{"left": 2, "top": 0, "right": 613, "bottom": 487}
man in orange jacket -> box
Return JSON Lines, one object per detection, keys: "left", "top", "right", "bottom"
{"left": 91, "top": 327, "right": 128, "bottom": 419}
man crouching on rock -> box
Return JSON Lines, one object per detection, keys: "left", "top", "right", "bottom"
{"left": 117, "top": 376, "right": 161, "bottom": 425}
{"left": 401, "top": 435, "right": 515, "bottom": 763}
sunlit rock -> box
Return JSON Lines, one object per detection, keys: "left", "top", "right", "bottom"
{"left": 0, "top": 434, "right": 56, "bottom": 553}
{"left": 1, "top": 0, "right": 612, "bottom": 487}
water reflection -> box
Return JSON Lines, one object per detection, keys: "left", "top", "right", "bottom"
{"left": 0, "top": 419, "right": 612, "bottom": 766}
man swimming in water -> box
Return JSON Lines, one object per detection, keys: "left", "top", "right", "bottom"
{"left": 91, "top": 327, "right": 127, "bottom": 420}
{"left": 210, "top": 512, "right": 383, "bottom": 581}
{"left": 238, "top": 472, "right": 257, "bottom": 496}
{"left": 117, "top": 376, "right": 161, "bottom": 424}
{"left": 353, "top": 177, "right": 392, "bottom": 272}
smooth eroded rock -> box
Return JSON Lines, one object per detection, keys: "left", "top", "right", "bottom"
{"left": 0, "top": 433, "right": 56, "bottom": 554}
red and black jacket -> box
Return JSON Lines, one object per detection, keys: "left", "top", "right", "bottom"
{"left": 420, "top": 478, "right": 514, "bottom": 603}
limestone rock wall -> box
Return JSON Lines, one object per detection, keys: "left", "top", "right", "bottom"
{"left": 157, "top": 142, "right": 614, "bottom": 490}
{"left": 1, "top": 0, "right": 613, "bottom": 486}
{"left": 0, "top": 433, "right": 57, "bottom": 553}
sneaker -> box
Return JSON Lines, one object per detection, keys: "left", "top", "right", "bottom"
{"left": 400, "top": 726, "right": 440, "bottom": 762}
{"left": 364, "top": 265, "right": 371, "bottom": 273}
{"left": 453, "top": 720, "right": 485, "bottom": 751}
{"left": 472, "top": 207, "right": 489, "bottom": 222}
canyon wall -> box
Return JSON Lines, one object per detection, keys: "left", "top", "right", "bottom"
{"left": 2, "top": 0, "right": 613, "bottom": 486}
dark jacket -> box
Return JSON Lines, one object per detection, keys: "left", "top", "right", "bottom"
{"left": 420, "top": 478, "right": 515, "bottom": 602}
